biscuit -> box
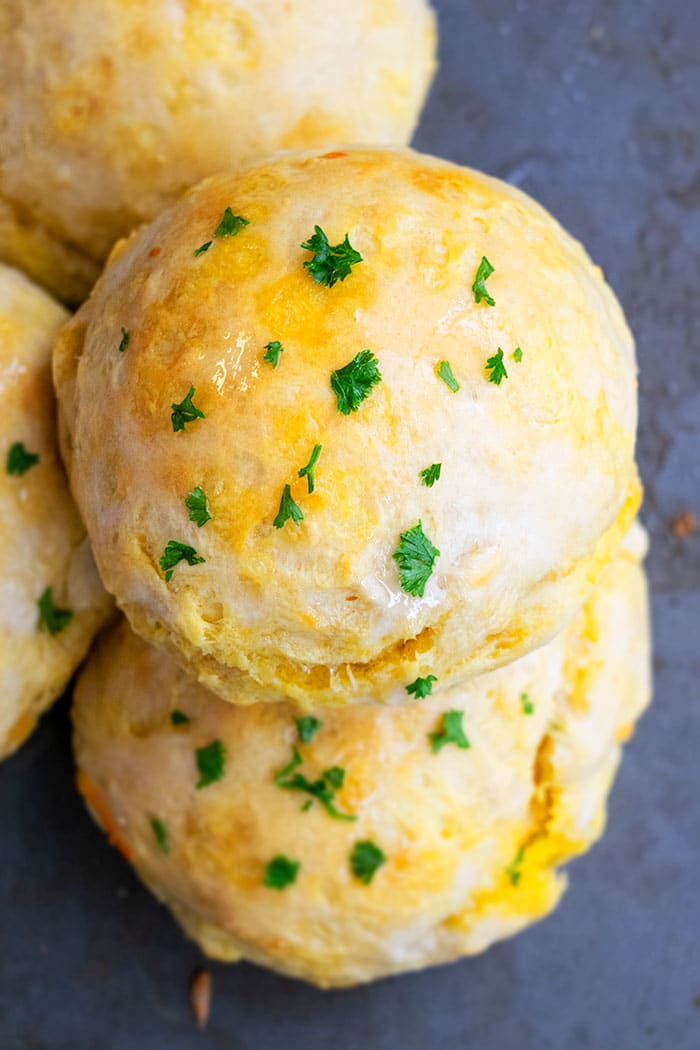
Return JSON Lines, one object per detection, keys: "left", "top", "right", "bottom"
{"left": 0, "top": 264, "right": 112, "bottom": 759}
{"left": 55, "top": 148, "right": 640, "bottom": 706}
{"left": 73, "top": 528, "right": 651, "bottom": 987}
{"left": 0, "top": 0, "right": 436, "bottom": 299}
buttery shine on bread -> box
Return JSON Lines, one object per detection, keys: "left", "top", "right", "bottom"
{"left": 55, "top": 147, "right": 640, "bottom": 708}
{"left": 0, "top": 264, "right": 112, "bottom": 760}
{"left": 73, "top": 529, "right": 651, "bottom": 987}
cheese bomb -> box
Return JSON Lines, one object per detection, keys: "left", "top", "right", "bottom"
{"left": 73, "top": 529, "right": 651, "bottom": 987}
{"left": 0, "top": 264, "right": 112, "bottom": 760}
{"left": 54, "top": 148, "right": 640, "bottom": 708}
{"left": 0, "top": 0, "right": 436, "bottom": 301}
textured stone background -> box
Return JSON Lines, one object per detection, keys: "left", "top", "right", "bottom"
{"left": 1, "top": 2, "right": 699, "bottom": 1047}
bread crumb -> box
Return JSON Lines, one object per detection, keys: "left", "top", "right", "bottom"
{"left": 671, "top": 510, "right": 697, "bottom": 538}
{"left": 190, "top": 969, "right": 212, "bottom": 1029}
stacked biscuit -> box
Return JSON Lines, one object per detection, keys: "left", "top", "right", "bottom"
{"left": 0, "top": 2, "right": 650, "bottom": 989}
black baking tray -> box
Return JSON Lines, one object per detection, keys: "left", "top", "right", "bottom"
{"left": 2, "top": 1, "right": 699, "bottom": 1047}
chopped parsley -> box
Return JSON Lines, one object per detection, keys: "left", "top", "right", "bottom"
{"left": 485, "top": 348, "right": 508, "bottom": 385}
{"left": 150, "top": 817, "right": 169, "bottom": 854}
{"left": 273, "top": 484, "right": 304, "bottom": 529}
{"left": 436, "top": 360, "right": 460, "bottom": 392}
{"left": 170, "top": 710, "right": 190, "bottom": 726}
{"left": 330, "top": 350, "right": 381, "bottom": 415}
{"left": 350, "top": 840, "right": 386, "bottom": 885}
{"left": 274, "top": 747, "right": 356, "bottom": 821}
{"left": 298, "top": 444, "right": 322, "bottom": 494}
{"left": 195, "top": 739, "right": 226, "bottom": 789}
{"left": 512, "top": 347, "right": 523, "bottom": 363}
{"left": 301, "top": 226, "right": 362, "bottom": 287}
{"left": 406, "top": 674, "right": 437, "bottom": 699}
{"left": 520, "top": 692, "right": 534, "bottom": 715}
{"left": 215, "top": 208, "right": 249, "bottom": 239}
{"left": 118, "top": 327, "right": 130, "bottom": 353}
{"left": 185, "top": 486, "right": 211, "bottom": 527}
{"left": 171, "top": 386, "right": 205, "bottom": 432}
{"left": 159, "top": 540, "right": 205, "bottom": 582}
{"left": 429, "top": 710, "right": 470, "bottom": 754}
{"left": 420, "top": 463, "right": 441, "bottom": 488}
{"left": 393, "top": 521, "right": 439, "bottom": 598}
{"left": 194, "top": 241, "right": 212, "bottom": 257}
{"left": 296, "top": 716, "right": 322, "bottom": 744}
{"left": 264, "top": 855, "right": 300, "bottom": 890}
{"left": 472, "top": 256, "right": 495, "bottom": 306}
{"left": 506, "top": 847, "right": 525, "bottom": 886}
{"left": 37, "top": 587, "right": 73, "bottom": 636}
{"left": 6, "top": 442, "right": 40, "bottom": 476}
{"left": 263, "top": 340, "right": 284, "bottom": 368}
{"left": 323, "top": 766, "right": 345, "bottom": 789}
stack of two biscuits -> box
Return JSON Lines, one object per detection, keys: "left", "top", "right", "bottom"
{"left": 47, "top": 147, "right": 648, "bottom": 988}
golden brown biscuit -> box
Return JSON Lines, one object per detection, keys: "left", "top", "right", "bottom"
{"left": 55, "top": 147, "right": 640, "bottom": 707}
{"left": 73, "top": 527, "right": 651, "bottom": 987}
{"left": 0, "top": 264, "right": 112, "bottom": 760}
{"left": 0, "top": 0, "right": 436, "bottom": 298}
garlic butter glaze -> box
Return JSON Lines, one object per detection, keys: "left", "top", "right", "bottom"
{"left": 55, "top": 148, "right": 639, "bottom": 707}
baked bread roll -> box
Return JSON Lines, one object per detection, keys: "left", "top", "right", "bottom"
{"left": 0, "top": 264, "right": 112, "bottom": 760}
{"left": 0, "top": 0, "right": 436, "bottom": 300}
{"left": 73, "top": 528, "right": 651, "bottom": 987}
{"left": 55, "top": 148, "right": 640, "bottom": 708}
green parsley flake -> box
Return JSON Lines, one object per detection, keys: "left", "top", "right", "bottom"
{"left": 194, "top": 241, "right": 212, "bottom": 257}
{"left": 170, "top": 710, "right": 190, "bottom": 726}
{"left": 485, "top": 348, "right": 508, "bottom": 385}
{"left": 330, "top": 350, "right": 381, "bottom": 415}
{"left": 420, "top": 463, "right": 442, "bottom": 488}
{"left": 323, "top": 766, "right": 345, "bottom": 789}
{"left": 150, "top": 817, "right": 169, "bottom": 854}
{"left": 160, "top": 540, "right": 205, "bottom": 582}
{"left": 171, "top": 386, "right": 205, "bottom": 432}
{"left": 393, "top": 521, "right": 440, "bottom": 598}
{"left": 296, "top": 716, "right": 323, "bottom": 744}
{"left": 273, "top": 484, "right": 304, "bottom": 529}
{"left": 263, "top": 340, "right": 284, "bottom": 368}
{"left": 506, "top": 847, "right": 525, "bottom": 886}
{"left": 37, "top": 587, "right": 73, "bottom": 636}
{"left": 350, "top": 840, "right": 386, "bottom": 885}
{"left": 6, "top": 442, "right": 40, "bottom": 476}
{"left": 429, "top": 710, "right": 470, "bottom": 754}
{"left": 264, "top": 855, "right": 300, "bottom": 890}
{"left": 472, "top": 256, "right": 496, "bottom": 306}
{"left": 118, "top": 327, "right": 130, "bottom": 353}
{"left": 298, "top": 444, "right": 322, "bottom": 494}
{"left": 406, "top": 674, "right": 437, "bottom": 699}
{"left": 301, "top": 226, "right": 363, "bottom": 287}
{"left": 274, "top": 747, "right": 356, "bottom": 821}
{"left": 512, "top": 347, "right": 523, "bottom": 363}
{"left": 185, "top": 486, "right": 211, "bottom": 527}
{"left": 195, "top": 739, "right": 226, "bottom": 789}
{"left": 436, "top": 360, "right": 460, "bottom": 392}
{"left": 215, "top": 208, "right": 249, "bottom": 239}
{"left": 520, "top": 692, "right": 534, "bottom": 715}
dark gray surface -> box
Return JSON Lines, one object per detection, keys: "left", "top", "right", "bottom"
{"left": 1, "top": 1, "right": 699, "bottom": 1047}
